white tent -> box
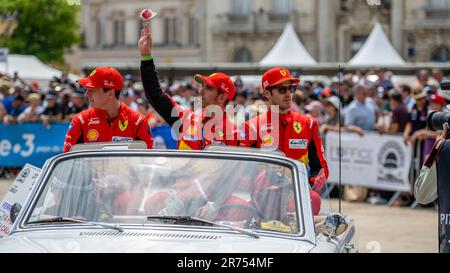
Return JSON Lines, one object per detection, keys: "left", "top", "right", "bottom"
{"left": 259, "top": 23, "right": 317, "bottom": 66}
{"left": 349, "top": 22, "right": 406, "bottom": 67}
{"left": 0, "top": 54, "right": 79, "bottom": 83}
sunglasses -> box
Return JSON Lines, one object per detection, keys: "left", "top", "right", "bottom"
{"left": 270, "top": 85, "right": 296, "bottom": 94}
{"left": 204, "top": 85, "right": 217, "bottom": 91}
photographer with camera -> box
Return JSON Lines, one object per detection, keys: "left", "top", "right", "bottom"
{"left": 414, "top": 80, "right": 450, "bottom": 253}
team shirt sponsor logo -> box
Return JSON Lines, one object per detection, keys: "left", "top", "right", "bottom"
{"left": 118, "top": 120, "right": 128, "bottom": 131}
{"left": 87, "top": 129, "right": 99, "bottom": 141}
{"left": 88, "top": 118, "right": 100, "bottom": 125}
{"left": 211, "top": 140, "right": 226, "bottom": 146}
{"left": 78, "top": 115, "right": 85, "bottom": 124}
{"left": 135, "top": 116, "right": 143, "bottom": 126}
{"left": 289, "top": 139, "right": 308, "bottom": 149}
{"left": 261, "top": 124, "right": 272, "bottom": 132}
{"left": 187, "top": 126, "right": 197, "bottom": 136}
{"left": 293, "top": 122, "right": 302, "bottom": 134}
{"left": 183, "top": 135, "right": 198, "bottom": 141}
{"left": 112, "top": 136, "right": 133, "bottom": 142}
{"left": 262, "top": 135, "right": 274, "bottom": 146}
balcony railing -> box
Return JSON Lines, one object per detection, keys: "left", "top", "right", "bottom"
{"left": 425, "top": 7, "right": 450, "bottom": 19}
{"left": 213, "top": 11, "right": 299, "bottom": 34}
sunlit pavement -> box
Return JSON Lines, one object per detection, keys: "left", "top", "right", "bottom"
{"left": 327, "top": 198, "right": 438, "bottom": 253}
{"left": 0, "top": 179, "right": 438, "bottom": 253}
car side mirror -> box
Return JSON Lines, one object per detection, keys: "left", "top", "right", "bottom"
{"left": 10, "top": 203, "right": 22, "bottom": 224}
{"left": 323, "top": 213, "right": 348, "bottom": 238}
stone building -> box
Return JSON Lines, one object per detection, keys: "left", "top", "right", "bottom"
{"left": 77, "top": 0, "right": 450, "bottom": 70}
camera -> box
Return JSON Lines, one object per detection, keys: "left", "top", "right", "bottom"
{"left": 427, "top": 80, "right": 450, "bottom": 131}
{"left": 441, "top": 80, "right": 450, "bottom": 91}
{"left": 428, "top": 111, "right": 450, "bottom": 131}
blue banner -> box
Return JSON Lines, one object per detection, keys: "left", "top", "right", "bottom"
{"left": 151, "top": 124, "right": 178, "bottom": 149}
{"left": 0, "top": 123, "right": 177, "bottom": 168}
{"left": 0, "top": 123, "right": 67, "bottom": 168}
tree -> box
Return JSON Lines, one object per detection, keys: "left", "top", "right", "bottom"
{"left": 0, "top": 0, "right": 80, "bottom": 63}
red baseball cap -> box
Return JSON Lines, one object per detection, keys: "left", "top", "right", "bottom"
{"left": 194, "top": 73, "right": 235, "bottom": 101}
{"left": 261, "top": 67, "right": 300, "bottom": 90}
{"left": 78, "top": 67, "right": 124, "bottom": 90}
{"left": 430, "top": 93, "right": 447, "bottom": 106}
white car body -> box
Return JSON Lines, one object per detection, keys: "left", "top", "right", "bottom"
{"left": 0, "top": 146, "right": 355, "bottom": 253}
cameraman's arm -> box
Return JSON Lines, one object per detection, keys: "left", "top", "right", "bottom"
{"left": 414, "top": 164, "right": 437, "bottom": 204}
{"left": 414, "top": 124, "right": 448, "bottom": 204}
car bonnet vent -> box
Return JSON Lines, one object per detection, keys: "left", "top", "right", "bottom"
{"left": 79, "top": 231, "right": 221, "bottom": 240}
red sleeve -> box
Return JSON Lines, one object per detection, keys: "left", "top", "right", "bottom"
{"left": 136, "top": 114, "right": 154, "bottom": 149}
{"left": 308, "top": 119, "right": 329, "bottom": 191}
{"left": 63, "top": 114, "right": 83, "bottom": 153}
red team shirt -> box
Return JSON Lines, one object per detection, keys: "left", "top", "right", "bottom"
{"left": 63, "top": 102, "right": 153, "bottom": 152}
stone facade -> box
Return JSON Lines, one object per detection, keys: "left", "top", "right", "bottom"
{"left": 78, "top": 0, "right": 450, "bottom": 70}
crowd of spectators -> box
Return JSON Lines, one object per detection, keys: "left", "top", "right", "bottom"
{"left": 1, "top": 67, "right": 449, "bottom": 206}
{"left": 0, "top": 72, "right": 165, "bottom": 129}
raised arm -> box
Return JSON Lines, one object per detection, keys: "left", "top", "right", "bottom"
{"left": 139, "top": 24, "right": 183, "bottom": 127}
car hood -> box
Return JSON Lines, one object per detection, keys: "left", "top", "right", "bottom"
{"left": 0, "top": 228, "right": 315, "bottom": 253}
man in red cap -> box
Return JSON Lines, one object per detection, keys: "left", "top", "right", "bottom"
{"left": 139, "top": 24, "right": 239, "bottom": 150}
{"left": 63, "top": 66, "right": 153, "bottom": 152}
{"left": 240, "top": 67, "right": 329, "bottom": 214}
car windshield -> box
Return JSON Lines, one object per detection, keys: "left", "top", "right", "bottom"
{"left": 27, "top": 155, "right": 301, "bottom": 235}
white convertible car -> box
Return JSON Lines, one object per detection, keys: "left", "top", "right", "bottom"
{"left": 0, "top": 142, "right": 355, "bottom": 253}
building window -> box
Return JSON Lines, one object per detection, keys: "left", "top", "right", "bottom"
{"left": 426, "top": 0, "right": 449, "bottom": 18}
{"left": 188, "top": 16, "right": 199, "bottom": 45}
{"left": 95, "top": 20, "right": 102, "bottom": 47}
{"left": 231, "top": 0, "right": 252, "bottom": 15}
{"left": 234, "top": 47, "right": 252, "bottom": 62}
{"left": 351, "top": 36, "right": 367, "bottom": 57}
{"left": 272, "top": 0, "right": 292, "bottom": 15}
{"left": 428, "top": 0, "right": 450, "bottom": 9}
{"left": 431, "top": 46, "right": 450, "bottom": 62}
{"left": 113, "top": 20, "right": 125, "bottom": 46}
{"left": 164, "top": 17, "right": 178, "bottom": 46}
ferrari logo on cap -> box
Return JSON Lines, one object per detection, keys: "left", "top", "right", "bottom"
{"left": 119, "top": 120, "right": 128, "bottom": 131}
{"left": 89, "top": 69, "right": 96, "bottom": 77}
{"left": 280, "top": 70, "right": 287, "bottom": 77}
{"left": 293, "top": 122, "right": 301, "bottom": 134}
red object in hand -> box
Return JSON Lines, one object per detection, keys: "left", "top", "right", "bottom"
{"left": 140, "top": 9, "right": 157, "bottom": 21}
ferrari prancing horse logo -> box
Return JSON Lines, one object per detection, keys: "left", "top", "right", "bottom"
{"left": 280, "top": 70, "right": 287, "bottom": 77}
{"left": 119, "top": 120, "right": 128, "bottom": 131}
{"left": 293, "top": 122, "right": 301, "bottom": 134}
